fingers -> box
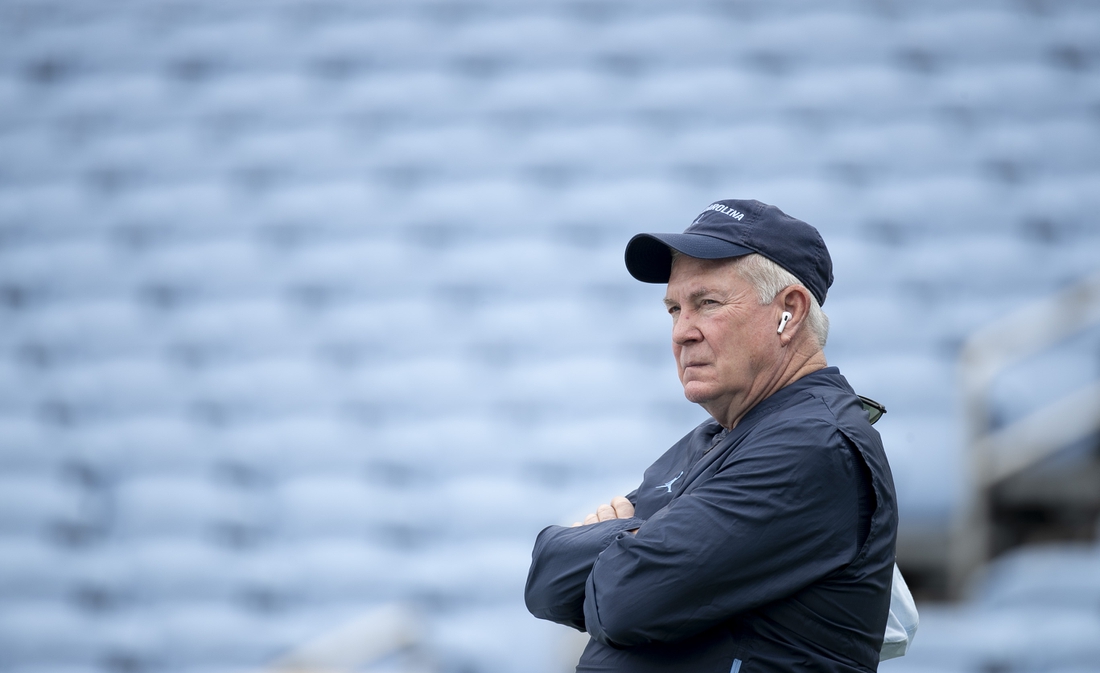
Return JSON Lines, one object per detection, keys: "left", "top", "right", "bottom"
{"left": 596, "top": 503, "right": 616, "bottom": 522}
{"left": 575, "top": 496, "right": 636, "bottom": 526}
{"left": 611, "top": 496, "right": 634, "bottom": 519}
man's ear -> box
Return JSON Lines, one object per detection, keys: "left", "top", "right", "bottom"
{"left": 775, "top": 285, "right": 812, "bottom": 343}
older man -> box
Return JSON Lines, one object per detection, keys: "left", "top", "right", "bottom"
{"left": 525, "top": 199, "right": 898, "bottom": 672}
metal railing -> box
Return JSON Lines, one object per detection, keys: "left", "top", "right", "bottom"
{"left": 952, "top": 270, "right": 1100, "bottom": 595}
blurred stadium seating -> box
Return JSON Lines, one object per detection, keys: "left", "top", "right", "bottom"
{"left": 1, "top": 0, "right": 1098, "bottom": 671}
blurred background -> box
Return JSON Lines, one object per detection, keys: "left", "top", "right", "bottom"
{"left": 1, "top": 0, "right": 1099, "bottom": 671}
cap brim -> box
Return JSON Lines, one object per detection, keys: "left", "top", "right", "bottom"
{"left": 624, "top": 233, "right": 755, "bottom": 283}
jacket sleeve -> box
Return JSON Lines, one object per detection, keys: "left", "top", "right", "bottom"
{"left": 524, "top": 517, "right": 646, "bottom": 631}
{"left": 582, "top": 420, "right": 866, "bottom": 647}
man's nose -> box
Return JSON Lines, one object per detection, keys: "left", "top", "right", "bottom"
{"left": 672, "top": 311, "right": 702, "bottom": 345}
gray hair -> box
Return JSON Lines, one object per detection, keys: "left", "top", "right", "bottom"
{"left": 670, "top": 251, "right": 830, "bottom": 348}
{"left": 730, "top": 253, "right": 829, "bottom": 349}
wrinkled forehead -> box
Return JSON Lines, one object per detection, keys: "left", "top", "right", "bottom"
{"left": 668, "top": 253, "right": 745, "bottom": 283}
{"left": 665, "top": 255, "right": 752, "bottom": 299}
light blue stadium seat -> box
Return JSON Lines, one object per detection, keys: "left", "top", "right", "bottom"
{"left": 248, "top": 180, "right": 392, "bottom": 237}
{"left": 873, "top": 413, "right": 963, "bottom": 522}
{"left": 310, "top": 296, "right": 437, "bottom": 356}
{"left": 519, "top": 413, "right": 692, "bottom": 476}
{"left": 974, "top": 118, "right": 1100, "bottom": 175}
{"left": 519, "top": 123, "right": 659, "bottom": 176}
{"left": 825, "top": 235, "right": 898, "bottom": 295}
{"left": 0, "top": 72, "right": 19, "bottom": 113}
{"left": 631, "top": 67, "right": 774, "bottom": 117}
{"left": 0, "top": 601, "right": 106, "bottom": 663}
{"left": 280, "top": 538, "right": 411, "bottom": 602}
{"left": 0, "top": 238, "right": 126, "bottom": 297}
{"left": 70, "top": 416, "right": 225, "bottom": 478}
{"left": 600, "top": 12, "right": 743, "bottom": 63}
{"left": 372, "top": 124, "right": 507, "bottom": 177}
{"left": 368, "top": 414, "right": 520, "bottom": 475}
{"left": 398, "top": 177, "right": 558, "bottom": 235}
{"left": 783, "top": 65, "right": 916, "bottom": 118}
{"left": 893, "top": 604, "right": 1100, "bottom": 672}
{"left": 671, "top": 122, "right": 825, "bottom": 178}
{"left": 551, "top": 178, "right": 704, "bottom": 236}
{"left": 837, "top": 353, "right": 956, "bottom": 416}
{"left": 891, "top": 235, "right": 1041, "bottom": 295}
{"left": 406, "top": 539, "right": 531, "bottom": 601}
{"left": 821, "top": 121, "right": 972, "bottom": 176}
{"left": 1018, "top": 175, "right": 1100, "bottom": 236}
{"left": 0, "top": 475, "right": 96, "bottom": 537}
{"left": 1, "top": 667, "right": 101, "bottom": 673}
{"left": 898, "top": 9, "right": 1038, "bottom": 63}
{"left": 435, "top": 473, "right": 604, "bottom": 540}
{"left": 39, "top": 74, "right": 171, "bottom": 130}
{"left": 460, "top": 298, "right": 595, "bottom": 354}
{"left": 431, "top": 601, "right": 568, "bottom": 673}
{"left": 149, "top": 18, "right": 298, "bottom": 74}
{"left": 164, "top": 298, "right": 306, "bottom": 357}
{"left": 747, "top": 12, "right": 894, "bottom": 64}
{"left": 0, "top": 182, "right": 98, "bottom": 236}
{"left": 221, "top": 417, "right": 374, "bottom": 476}
{"left": 0, "top": 538, "right": 75, "bottom": 600}
{"left": 433, "top": 237, "right": 611, "bottom": 294}
{"left": 111, "top": 475, "right": 272, "bottom": 540}
{"left": 304, "top": 16, "right": 444, "bottom": 69}
{"left": 109, "top": 182, "right": 244, "bottom": 236}
{"left": 128, "top": 538, "right": 249, "bottom": 602}
{"left": 279, "top": 237, "right": 425, "bottom": 296}
{"left": 0, "top": 539, "right": 131, "bottom": 608}
{"left": 823, "top": 294, "right": 930, "bottom": 354}
{"left": 74, "top": 127, "right": 210, "bottom": 186}
{"left": 335, "top": 70, "right": 466, "bottom": 120}
{"left": 4, "top": 17, "right": 138, "bottom": 76}
{"left": 186, "top": 72, "right": 320, "bottom": 125}
{"left": 476, "top": 68, "right": 624, "bottom": 119}
{"left": 0, "top": 127, "right": 77, "bottom": 182}
{"left": 345, "top": 356, "right": 485, "bottom": 421}
{"left": 156, "top": 602, "right": 305, "bottom": 666}
{"left": 189, "top": 357, "right": 342, "bottom": 417}
{"left": 0, "top": 360, "right": 37, "bottom": 418}
{"left": 974, "top": 543, "right": 1100, "bottom": 610}
{"left": 33, "top": 358, "right": 190, "bottom": 418}
{"left": 0, "top": 416, "right": 65, "bottom": 472}
{"left": 861, "top": 176, "right": 1016, "bottom": 236}
{"left": 449, "top": 13, "right": 593, "bottom": 67}
{"left": 276, "top": 474, "right": 398, "bottom": 538}
{"left": 496, "top": 357, "right": 668, "bottom": 416}
{"left": 224, "top": 126, "right": 369, "bottom": 181}
{"left": 132, "top": 236, "right": 276, "bottom": 298}
{"left": 932, "top": 63, "right": 1093, "bottom": 118}
{"left": 989, "top": 340, "right": 1098, "bottom": 428}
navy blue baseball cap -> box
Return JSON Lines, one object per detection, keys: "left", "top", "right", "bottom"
{"left": 624, "top": 199, "right": 834, "bottom": 306}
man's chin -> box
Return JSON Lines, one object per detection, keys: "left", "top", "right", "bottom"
{"left": 681, "top": 384, "right": 717, "bottom": 405}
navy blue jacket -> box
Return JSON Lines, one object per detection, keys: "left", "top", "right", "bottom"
{"left": 525, "top": 368, "right": 898, "bottom": 672}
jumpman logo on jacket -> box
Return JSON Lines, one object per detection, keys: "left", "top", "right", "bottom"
{"left": 656, "top": 471, "right": 684, "bottom": 493}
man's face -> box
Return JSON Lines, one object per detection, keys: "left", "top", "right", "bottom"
{"left": 664, "top": 255, "right": 782, "bottom": 415}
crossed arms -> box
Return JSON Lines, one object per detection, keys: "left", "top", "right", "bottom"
{"left": 524, "top": 428, "right": 868, "bottom": 649}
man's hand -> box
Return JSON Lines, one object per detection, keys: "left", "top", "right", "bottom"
{"left": 572, "top": 496, "right": 635, "bottom": 527}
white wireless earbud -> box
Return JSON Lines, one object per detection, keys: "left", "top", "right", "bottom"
{"left": 777, "top": 311, "right": 793, "bottom": 334}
